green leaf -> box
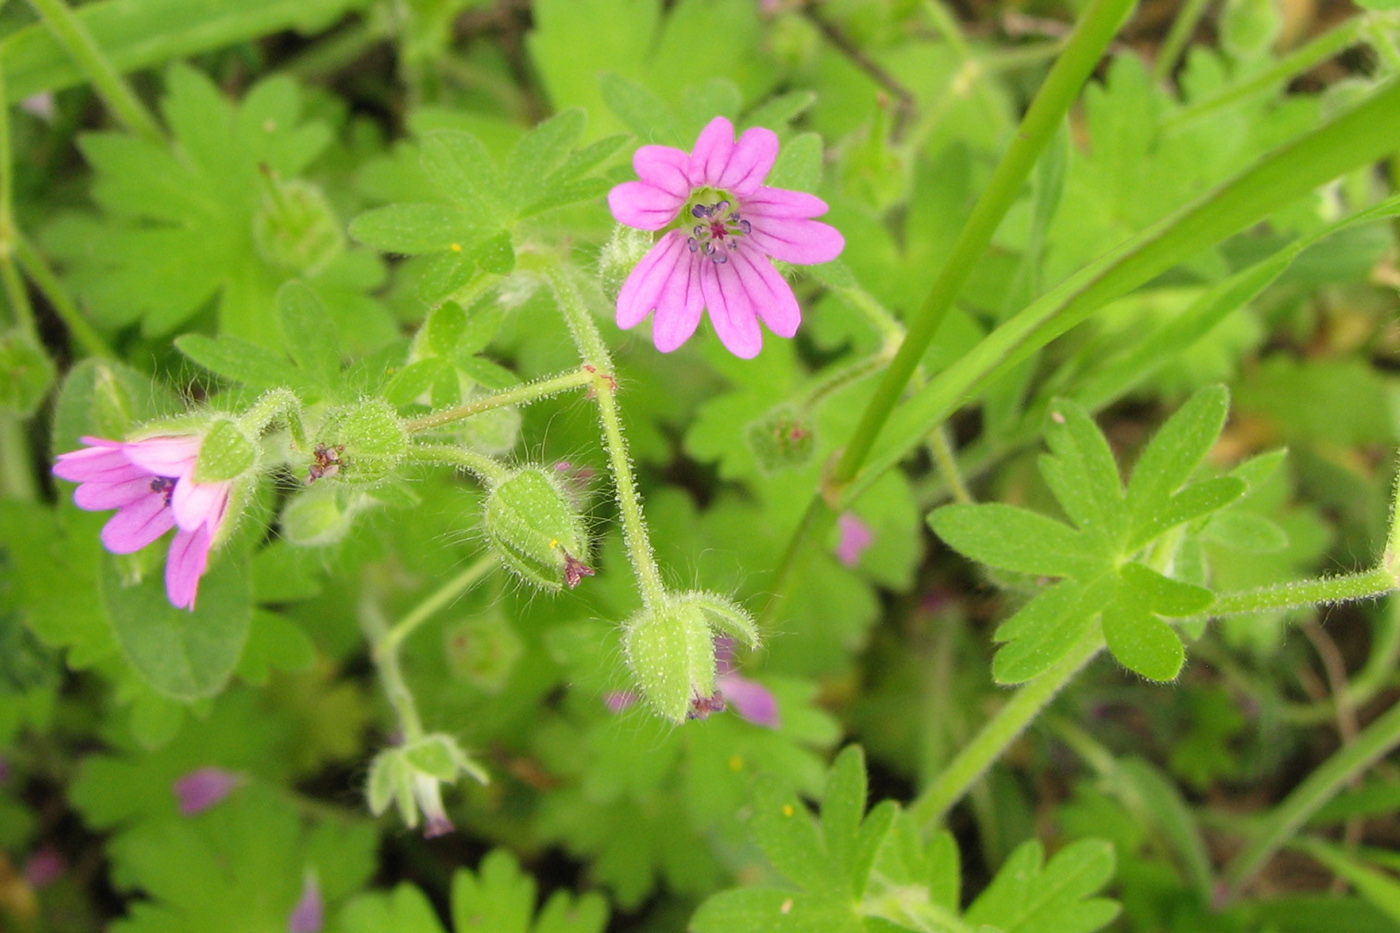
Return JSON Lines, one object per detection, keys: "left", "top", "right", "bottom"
{"left": 342, "top": 883, "right": 448, "bottom": 933}
{"left": 276, "top": 280, "right": 341, "bottom": 393}
{"left": 1201, "top": 508, "right": 1290, "bottom": 552}
{"left": 505, "top": 109, "right": 587, "bottom": 210}
{"left": 348, "top": 202, "right": 482, "bottom": 254}
{"left": 992, "top": 580, "right": 1100, "bottom": 685}
{"left": 766, "top": 132, "right": 823, "bottom": 192}
{"left": 690, "top": 888, "right": 862, "bottom": 933}
{"left": 749, "top": 775, "right": 846, "bottom": 893}
{"left": 1118, "top": 562, "right": 1213, "bottom": 616}
{"left": 1, "top": 0, "right": 371, "bottom": 102}
{"left": 1101, "top": 581, "right": 1185, "bottom": 682}
{"left": 421, "top": 130, "right": 507, "bottom": 221}
{"left": 599, "top": 71, "right": 683, "bottom": 143}
{"left": 1127, "top": 385, "right": 1230, "bottom": 516}
{"left": 176, "top": 334, "right": 306, "bottom": 392}
{"left": 1128, "top": 476, "right": 1246, "bottom": 550}
{"left": 101, "top": 557, "right": 252, "bottom": 701}
{"left": 929, "top": 503, "right": 1094, "bottom": 579}
{"left": 384, "top": 358, "right": 453, "bottom": 407}
{"left": 1041, "top": 398, "right": 1126, "bottom": 539}
{"left": 449, "top": 850, "right": 608, "bottom": 933}
{"left": 820, "top": 746, "right": 867, "bottom": 891}
{"left": 964, "top": 838, "right": 1119, "bottom": 933}
{"left": 1296, "top": 840, "right": 1400, "bottom": 922}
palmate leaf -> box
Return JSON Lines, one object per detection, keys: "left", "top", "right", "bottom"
{"left": 340, "top": 850, "right": 609, "bottom": 933}
{"left": 691, "top": 747, "right": 1118, "bottom": 933}
{"left": 930, "top": 388, "right": 1234, "bottom": 683}
{"left": 44, "top": 64, "right": 389, "bottom": 347}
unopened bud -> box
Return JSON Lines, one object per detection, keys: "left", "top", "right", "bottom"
{"left": 599, "top": 225, "right": 654, "bottom": 303}
{"left": 483, "top": 467, "right": 591, "bottom": 591}
{"left": 316, "top": 400, "right": 408, "bottom": 484}
{"left": 366, "top": 734, "right": 487, "bottom": 838}
{"left": 253, "top": 178, "right": 344, "bottom": 275}
{"left": 622, "top": 590, "right": 759, "bottom": 723}
{"left": 746, "top": 404, "right": 815, "bottom": 473}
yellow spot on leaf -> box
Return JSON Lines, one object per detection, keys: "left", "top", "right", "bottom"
{"left": 728, "top": 755, "right": 744, "bottom": 771}
{"left": 450, "top": 242, "right": 463, "bottom": 252}
{"left": 782, "top": 804, "right": 794, "bottom": 817}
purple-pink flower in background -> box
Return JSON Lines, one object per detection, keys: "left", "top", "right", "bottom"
{"left": 837, "top": 512, "right": 874, "bottom": 567}
{"left": 173, "top": 766, "right": 244, "bottom": 815}
{"left": 53, "top": 435, "right": 231, "bottom": 610}
{"left": 608, "top": 116, "right": 844, "bottom": 358}
{"left": 288, "top": 870, "right": 324, "bottom": 933}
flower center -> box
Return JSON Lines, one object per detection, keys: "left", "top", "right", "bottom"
{"left": 687, "top": 199, "right": 750, "bottom": 264}
{"left": 148, "top": 476, "right": 176, "bottom": 506}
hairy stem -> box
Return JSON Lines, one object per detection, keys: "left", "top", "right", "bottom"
{"left": 403, "top": 367, "right": 594, "bottom": 433}
{"left": 380, "top": 553, "right": 498, "bottom": 658}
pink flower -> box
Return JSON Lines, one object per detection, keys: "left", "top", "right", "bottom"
{"left": 605, "top": 638, "right": 780, "bottom": 729}
{"left": 608, "top": 116, "right": 844, "bottom": 358}
{"left": 288, "top": 870, "right": 324, "bottom": 933}
{"left": 836, "top": 512, "right": 874, "bottom": 567}
{"left": 53, "top": 435, "right": 231, "bottom": 610}
{"left": 173, "top": 766, "right": 243, "bottom": 815}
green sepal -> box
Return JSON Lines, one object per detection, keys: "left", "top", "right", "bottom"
{"left": 194, "top": 419, "right": 258, "bottom": 484}
{"left": 483, "top": 467, "right": 589, "bottom": 591}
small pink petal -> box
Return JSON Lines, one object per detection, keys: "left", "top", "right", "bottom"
{"left": 75, "top": 475, "right": 161, "bottom": 510}
{"left": 53, "top": 442, "right": 139, "bottom": 483}
{"left": 688, "top": 117, "right": 737, "bottom": 187}
{"left": 288, "top": 871, "right": 324, "bottom": 933}
{"left": 700, "top": 261, "right": 762, "bottom": 359}
{"left": 715, "top": 126, "right": 779, "bottom": 196}
{"left": 741, "top": 187, "right": 830, "bottom": 217}
{"left": 173, "top": 766, "right": 242, "bottom": 815}
{"left": 101, "top": 494, "right": 176, "bottom": 554}
{"left": 604, "top": 691, "right": 639, "bottom": 713}
{"left": 718, "top": 674, "right": 781, "bottom": 729}
{"left": 837, "top": 512, "right": 874, "bottom": 566}
{"left": 633, "top": 144, "right": 691, "bottom": 198}
{"left": 120, "top": 435, "right": 202, "bottom": 476}
{"left": 166, "top": 526, "right": 212, "bottom": 610}
{"left": 731, "top": 249, "right": 801, "bottom": 339}
{"left": 170, "top": 476, "right": 230, "bottom": 534}
{"left": 24, "top": 845, "right": 66, "bottom": 888}
{"left": 617, "top": 230, "right": 688, "bottom": 329}
{"left": 607, "top": 181, "right": 685, "bottom": 231}
{"left": 650, "top": 253, "right": 704, "bottom": 353}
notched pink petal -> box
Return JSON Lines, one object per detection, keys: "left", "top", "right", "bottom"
{"left": 75, "top": 476, "right": 160, "bottom": 511}
{"left": 688, "top": 116, "right": 737, "bottom": 187}
{"left": 651, "top": 252, "right": 704, "bottom": 353}
{"left": 53, "top": 444, "right": 141, "bottom": 483}
{"left": 608, "top": 181, "right": 685, "bottom": 231}
{"left": 121, "top": 435, "right": 201, "bottom": 476}
{"left": 742, "top": 187, "right": 829, "bottom": 218}
{"left": 166, "top": 526, "right": 212, "bottom": 610}
{"left": 700, "top": 260, "right": 762, "bottom": 359}
{"left": 617, "top": 231, "right": 688, "bottom": 329}
{"left": 732, "top": 250, "right": 800, "bottom": 338}
{"left": 633, "top": 145, "right": 691, "bottom": 198}
{"left": 101, "top": 495, "right": 175, "bottom": 554}
{"left": 747, "top": 217, "right": 845, "bottom": 265}
{"left": 718, "top": 127, "right": 779, "bottom": 196}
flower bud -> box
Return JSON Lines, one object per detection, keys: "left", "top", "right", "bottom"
{"left": 622, "top": 590, "right": 759, "bottom": 723}
{"left": 746, "top": 404, "right": 816, "bottom": 473}
{"left": 366, "top": 734, "right": 487, "bottom": 838}
{"left": 483, "top": 467, "right": 592, "bottom": 591}
{"left": 192, "top": 418, "right": 259, "bottom": 484}
{"left": 315, "top": 400, "right": 408, "bottom": 484}
{"left": 253, "top": 177, "right": 344, "bottom": 275}
{"left": 599, "top": 225, "right": 654, "bottom": 303}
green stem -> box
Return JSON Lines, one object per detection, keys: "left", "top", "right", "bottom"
{"left": 1204, "top": 569, "right": 1395, "bottom": 618}
{"left": 403, "top": 368, "right": 594, "bottom": 434}
{"left": 546, "top": 266, "right": 666, "bottom": 608}
{"left": 910, "top": 628, "right": 1103, "bottom": 828}
{"left": 14, "top": 235, "right": 113, "bottom": 359}
{"left": 360, "top": 584, "right": 425, "bottom": 742}
{"left": 1224, "top": 697, "right": 1400, "bottom": 897}
{"left": 928, "top": 427, "right": 973, "bottom": 505}
{"left": 0, "top": 60, "right": 36, "bottom": 338}
{"left": 769, "top": 0, "right": 1135, "bottom": 617}
{"left": 1151, "top": 0, "right": 1212, "bottom": 84}
{"left": 25, "top": 0, "right": 164, "bottom": 144}
{"left": 0, "top": 413, "right": 37, "bottom": 501}
{"left": 380, "top": 553, "right": 498, "bottom": 658}
{"left": 408, "top": 443, "right": 508, "bottom": 484}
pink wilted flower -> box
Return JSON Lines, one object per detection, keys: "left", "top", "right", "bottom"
{"left": 605, "top": 637, "right": 780, "bottom": 728}
{"left": 288, "top": 870, "right": 324, "bottom": 933}
{"left": 836, "top": 512, "right": 874, "bottom": 566}
{"left": 173, "top": 766, "right": 244, "bottom": 815}
{"left": 53, "top": 435, "right": 232, "bottom": 610}
{"left": 608, "top": 116, "right": 844, "bottom": 358}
